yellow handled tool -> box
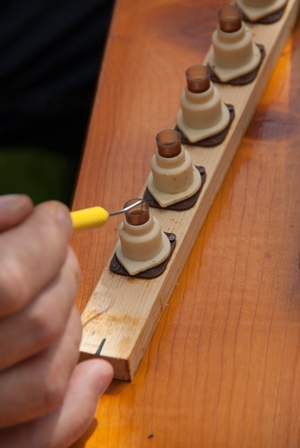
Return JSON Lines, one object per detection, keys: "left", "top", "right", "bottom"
{"left": 70, "top": 199, "right": 143, "bottom": 232}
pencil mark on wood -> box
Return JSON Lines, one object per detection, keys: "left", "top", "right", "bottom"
{"left": 95, "top": 338, "right": 106, "bottom": 356}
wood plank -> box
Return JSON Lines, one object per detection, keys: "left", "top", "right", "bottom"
{"left": 71, "top": 1, "right": 300, "bottom": 447}
{"left": 77, "top": 0, "right": 299, "bottom": 380}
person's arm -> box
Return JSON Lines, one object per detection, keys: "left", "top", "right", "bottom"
{"left": 0, "top": 194, "right": 113, "bottom": 448}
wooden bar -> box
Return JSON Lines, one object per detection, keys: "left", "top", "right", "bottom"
{"left": 75, "top": 0, "right": 299, "bottom": 381}
{"left": 71, "top": 0, "right": 300, "bottom": 445}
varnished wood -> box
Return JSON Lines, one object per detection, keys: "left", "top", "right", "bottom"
{"left": 77, "top": 0, "right": 299, "bottom": 381}
{"left": 71, "top": 0, "right": 300, "bottom": 445}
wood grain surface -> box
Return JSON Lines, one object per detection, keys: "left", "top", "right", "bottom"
{"left": 71, "top": 0, "right": 300, "bottom": 446}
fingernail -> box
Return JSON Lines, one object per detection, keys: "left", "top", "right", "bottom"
{"left": 55, "top": 204, "right": 73, "bottom": 238}
{"left": 0, "top": 194, "right": 23, "bottom": 210}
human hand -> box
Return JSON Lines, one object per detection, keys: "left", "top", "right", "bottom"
{"left": 0, "top": 195, "right": 113, "bottom": 448}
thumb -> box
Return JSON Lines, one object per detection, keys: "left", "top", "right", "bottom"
{"left": 0, "top": 195, "right": 34, "bottom": 232}
{"left": 0, "top": 359, "right": 114, "bottom": 448}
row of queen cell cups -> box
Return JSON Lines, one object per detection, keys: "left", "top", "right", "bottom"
{"left": 113, "top": 1, "right": 287, "bottom": 277}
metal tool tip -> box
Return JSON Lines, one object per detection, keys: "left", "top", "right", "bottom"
{"left": 109, "top": 199, "right": 145, "bottom": 216}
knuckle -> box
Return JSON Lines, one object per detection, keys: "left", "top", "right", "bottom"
{"left": 30, "top": 320, "right": 81, "bottom": 416}
{"left": 36, "top": 201, "right": 71, "bottom": 241}
{"left": 27, "top": 253, "right": 82, "bottom": 350}
{"left": 29, "top": 305, "right": 66, "bottom": 347}
{"left": 36, "top": 219, "right": 68, "bottom": 260}
{"left": 41, "top": 374, "right": 67, "bottom": 412}
{"left": 40, "top": 346, "right": 79, "bottom": 413}
{"left": 30, "top": 206, "right": 70, "bottom": 265}
{"left": 0, "top": 260, "right": 30, "bottom": 315}
{"left": 0, "top": 205, "right": 71, "bottom": 317}
{"left": 22, "top": 309, "right": 81, "bottom": 417}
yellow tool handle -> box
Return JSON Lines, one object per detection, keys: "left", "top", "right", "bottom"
{"left": 70, "top": 207, "right": 110, "bottom": 231}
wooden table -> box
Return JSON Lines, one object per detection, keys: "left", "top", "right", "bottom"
{"left": 71, "top": 1, "right": 300, "bottom": 446}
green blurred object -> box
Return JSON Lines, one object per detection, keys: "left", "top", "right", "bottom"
{"left": 0, "top": 147, "right": 78, "bottom": 205}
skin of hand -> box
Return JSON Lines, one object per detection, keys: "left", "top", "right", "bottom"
{"left": 0, "top": 195, "right": 114, "bottom": 448}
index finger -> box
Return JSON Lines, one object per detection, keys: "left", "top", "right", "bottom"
{"left": 0, "top": 195, "right": 33, "bottom": 232}
{"left": 0, "top": 201, "right": 73, "bottom": 317}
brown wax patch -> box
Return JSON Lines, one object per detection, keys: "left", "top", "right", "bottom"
{"left": 175, "top": 104, "right": 235, "bottom": 147}
{"left": 143, "top": 166, "right": 206, "bottom": 211}
{"left": 110, "top": 233, "right": 176, "bottom": 279}
{"left": 208, "top": 44, "right": 265, "bottom": 86}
